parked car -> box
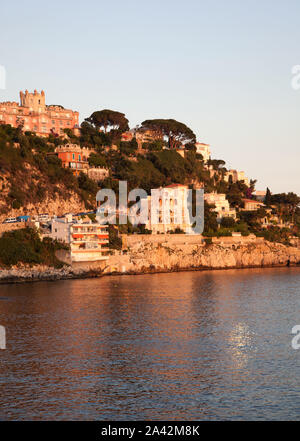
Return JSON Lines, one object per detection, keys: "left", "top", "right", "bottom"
{"left": 3, "top": 217, "right": 18, "bottom": 223}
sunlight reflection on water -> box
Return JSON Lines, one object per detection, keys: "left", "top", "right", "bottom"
{"left": 0, "top": 267, "right": 300, "bottom": 420}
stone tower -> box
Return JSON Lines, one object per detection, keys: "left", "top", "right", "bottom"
{"left": 19, "top": 89, "right": 46, "bottom": 113}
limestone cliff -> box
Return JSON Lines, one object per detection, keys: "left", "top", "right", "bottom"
{"left": 0, "top": 192, "right": 86, "bottom": 223}
{"left": 0, "top": 164, "right": 87, "bottom": 222}
{"left": 107, "top": 238, "right": 300, "bottom": 273}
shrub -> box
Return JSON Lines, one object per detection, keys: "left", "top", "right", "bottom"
{"left": 220, "top": 217, "right": 236, "bottom": 228}
{"left": 0, "top": 228, "right": 67, "bottom": 268}
{"left": 108, "top": 225, "right": 122, "bottom": 250}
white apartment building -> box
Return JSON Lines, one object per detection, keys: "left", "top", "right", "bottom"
{"left": 145, "top": 184, "right": 195, "bottom": 234}
{"left": 195, "top": 143, "right": 211, "bottom": 162}
{"left": 51, "top": 215, "right": 109, "bottom": 262}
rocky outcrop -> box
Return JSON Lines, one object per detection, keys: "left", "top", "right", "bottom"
{"left": 0, "top": 264, "right": 102, "bottom": 283}
{"left": 0, "top": 192, "right": 86, "bottom": 223}
{"left": 107, "top": 239, "right": 300, "bottom": 274}
{"left": 0, "top": 164, "right": 87, "bottom": 222}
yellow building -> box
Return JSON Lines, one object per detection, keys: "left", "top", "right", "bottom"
{"left": 242, "top": 199, "right": 265, "bottom": 211}
{"left": 224, "top": 169, "right": 250, "bottom": 187}
{"left": 204, "top": 192, "right": 236, "bottom": 221}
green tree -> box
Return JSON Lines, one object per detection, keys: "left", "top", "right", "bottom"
{"left": 264, "top": 187, "right": 272, "bottom": 206}
{"left": 203, "top": 201, "right": 218, "bottom": 234}
{"left": 108, "top": 225, "right": 122, "bottom": 250}
{"left": 220, "top": 217, "right": 236, "bottom": 228}
{"left": 141, "top": 119, "right": 196, "bottom": 149}
{"left": 207, "top": 159, "right": 226, "bottom": 171}
{"left": 271, "top": 192, "right": 300, "bottom": 223}
{"left": 142, "top": 139, "right": 164, "bottom": 151}
{"left": 78, "top": 172, "right": 98, "bottom": 193}
{"left": 119, "top": 138, "right": 138, "bottom": 156}
{"left": 80, "top": 121, "right": 111, "bottom": 147}
{"left": 147, "top": 150, "right": 187, "bottom": 183}
{"left": 88, "top": 153, "right": 107, "bottom": 168}
{"left": 85, "top": 109, "right": 129, "bottom": 134}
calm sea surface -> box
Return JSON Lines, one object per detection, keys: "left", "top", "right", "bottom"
{"left": 0, "top": 267, "right": 300, "bottom": 421}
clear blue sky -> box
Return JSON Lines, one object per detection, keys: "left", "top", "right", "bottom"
{"left": 1, "top": 0, "right": 299, "bottom": 194}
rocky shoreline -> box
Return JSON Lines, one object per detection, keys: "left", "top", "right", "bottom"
{"left": 1, "top": 263, "right": 299, "bottom": 285}
{"left": 0, "top": 265, "right": 103, "bottom": 284}
{"left": 1, "top": 239, "right": 300, "bottom": 284}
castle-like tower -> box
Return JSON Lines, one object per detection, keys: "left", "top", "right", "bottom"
{"left": 20, "top": 89, "right": 46, "bottom": 113}
{"left": 0, "top": 89, "right": 79, "bottom": 136}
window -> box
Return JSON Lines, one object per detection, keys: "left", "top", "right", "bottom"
{"left": 72, "top": 153, "right": 75, "bottom": 160}
{"left": 78, "top": 155, "right": 81, "bottom": 161}
{"left": 86, "top": 243, "right": 98, "bottom": 249}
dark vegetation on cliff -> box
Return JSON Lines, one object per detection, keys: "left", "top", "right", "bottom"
{"left": 0, "top": 227, "right": 68, "bottom": 268}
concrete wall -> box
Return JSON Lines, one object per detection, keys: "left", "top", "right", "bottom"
{"left": 122, "top": 234, "right": 205, "bottom": 248}
{"left": 122, "top": 233, "right": 263, "bottom": 249}
{"left": 55, "top": 249, "right": 109, "bottom": 272}
{"left": 0, "top": 222, "right": 31, "bottom": 236}
{"left": 211, "top": 234, "right": 264, "bottom": 245}
{"left": 51, "top": 219, "right": 70, "bottom": 242}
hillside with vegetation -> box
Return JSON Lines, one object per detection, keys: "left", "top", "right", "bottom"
{"left": 0, "top": 108, "right": 300, "bottom": 245}
{"left": 0, "top": 124, "right": 96, "bottom": 217}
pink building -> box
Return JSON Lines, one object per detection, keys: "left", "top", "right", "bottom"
{"left": 0, "top": 89, "right": 79, "bottom": 136}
